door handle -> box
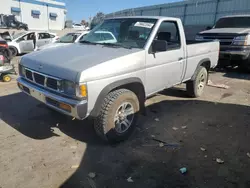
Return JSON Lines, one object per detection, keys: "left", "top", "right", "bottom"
{"left": 178, "top": 57, "right": 183, "bottom": 61}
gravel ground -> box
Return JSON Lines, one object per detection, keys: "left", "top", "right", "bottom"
{"left": 0, "top": 57, "right": 250, "bottom": 188}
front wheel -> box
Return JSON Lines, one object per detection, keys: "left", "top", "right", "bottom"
{"left": 186, "top": 66, "right": 208, "bottom": 98}
{"left": 94, "top": 89, "right": 140, "bottom": 143}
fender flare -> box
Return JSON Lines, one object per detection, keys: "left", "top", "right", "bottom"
{"left": 191, "top": 58, "right": 211, "bottom": 80}
{"left": 89, "top": 77, "right": 145, "bottom": 117}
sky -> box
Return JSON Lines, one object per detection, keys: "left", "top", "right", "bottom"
{"left": 59, "top": 0, "right": 181, "bottom": 23}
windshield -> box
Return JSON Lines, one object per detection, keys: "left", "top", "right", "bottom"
{"left": 12, "top": 32, "right": 27, "bottom": 39}
{"left": 80, "top": 18, "right": 157, "bottom": 49}
{"left": 215, "top": 17, "right": 250, "bottom": 28}
{"left": 58, "top": 33, "right": 81, "bottom": 43}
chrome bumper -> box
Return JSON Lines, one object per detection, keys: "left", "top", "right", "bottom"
{"left": 17, "top": 77, "right": 88, "bottom": 120}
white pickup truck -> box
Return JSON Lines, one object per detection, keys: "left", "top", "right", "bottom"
{"left": 196, "top": 15, "right": 250, "bottom": 70}
{"left": 17, "top": 16, "right": 219, "bottom": 143}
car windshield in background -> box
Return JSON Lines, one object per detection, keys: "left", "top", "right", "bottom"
{"left": 58, "top": 33, "right": 81, "bottom": 43}
{"left": 80, "top": 18, "right": 157, "bottom": 49}
{"left": 12, "top": 32, "right": 27, "bottom": 39}
{"left": 215, "top": 17, "right": 250, "bottom": 28}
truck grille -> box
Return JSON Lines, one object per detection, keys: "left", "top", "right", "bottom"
{"left": 24, "top": 68, "right": 61, "bottom": 91}
{"left": 201, "top": 33, "right": 238, "bottom": 46}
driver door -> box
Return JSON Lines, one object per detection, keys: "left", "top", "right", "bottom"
{"left": 19, "top": 33, "right": 34, "bottom": 53}
{"left": 145, "top": 21, "right": 184, "bottom": 95}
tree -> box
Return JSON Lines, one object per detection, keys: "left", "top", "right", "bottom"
{"left": 90, "top": 12, "right": 105, "bottom": 29}
{"left": 81, "top": 19, "right": 89, "bottom": 27}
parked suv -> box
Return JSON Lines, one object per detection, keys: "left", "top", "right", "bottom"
{"left": 17, "top": 16, "right": 219, "bottom": 143}
{"left": 196, "top": 15, "right": 250, "bottom": 70}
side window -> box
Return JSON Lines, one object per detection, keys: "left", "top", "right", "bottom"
{"left": 20, "top": 34, "right": 28, "bottom": 41}
{"left": 156, "top": 21, "right": 180, "bottom": 50}
{"left": 50, "top": 34, "right": 55, "bottom": 38}
{"left": 38, "top": 33, "right": 43, "bottom": 39}
{"left": 39, "top": 33, "right": 51, "bottom": 39}
{"left": 24, "top": 33, "right": 34, "bottom": 41}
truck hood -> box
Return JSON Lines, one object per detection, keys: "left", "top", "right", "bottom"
{"left": 38, "top": 42, "right": 70, "bottom": 50}
{"left": 200, "top": 28, "right": 250, "bottom": 34}
{"left": 20, "top": 43, "right": 142, "bottom": 82}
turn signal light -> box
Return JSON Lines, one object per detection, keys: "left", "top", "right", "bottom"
{"left": 80, "top": 85, "right": 87, "bottom": 97}
{"left": 59, "top": 102, "right": 71, "bottom": 112}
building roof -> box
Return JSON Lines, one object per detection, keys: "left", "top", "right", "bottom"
{"left": 105, "top": 16, "right": 180, "bottom": 21}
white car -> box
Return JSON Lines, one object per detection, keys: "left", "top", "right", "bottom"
{"left": 72, "top": 24, "right": 86, "bottom": 30}
{"left": 86, "top": 31, "right": 117, "bottom": 43}
{"left": 38, "top": 31, "right": 89, "bottom": 51}
{"left": 7, "top": 31, "right": 59, "bottom": 56}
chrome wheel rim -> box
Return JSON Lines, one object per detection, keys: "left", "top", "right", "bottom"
{"left": 198, "top": 73, "right": 206, "bottom": 92}
{"left": 114, "top": 102, "right": 134, "bottom": 133}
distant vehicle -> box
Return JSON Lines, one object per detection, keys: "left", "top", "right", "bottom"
{"left": 196, "top": 15, "right": 250, "bottom": 70}
{"left": 72, "top": 24, "right": 85, "bottom": 30}
{"left": 0, "top": 14, "right": 28, "bottom": 30}
{"left": 88, "top": 31, "right": 117, "bottom": 43}
{"left": 37, "top": 31, "right": 89, "bottom": 51}
{"left": 6, "top": 31, "right": 58, "bottom": 56}
{"left": 18, "top": 16, "right": 219, "bottom": 143}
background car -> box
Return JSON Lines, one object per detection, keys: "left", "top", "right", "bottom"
{"left": 37, "top": 31, "right": 89, "bottom": 51}
{"left": 85, "top": 31, "right": 117, "bottom": 43}
{"left": 72, "top": 24, "right": 85, "bottom": 30}
{"left": 6, "top": 31, "right": 59, "bottom": 56}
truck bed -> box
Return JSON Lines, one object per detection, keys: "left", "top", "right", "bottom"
{"left": 183, "top": 40, "right": 220, "bottom": 81}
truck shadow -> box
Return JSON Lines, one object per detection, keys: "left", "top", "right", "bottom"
{"left": 215, "top": 67, "right": 250, "bottom": 80}
{"left": 0, "top": 91, "right": 250, "bottom": 187}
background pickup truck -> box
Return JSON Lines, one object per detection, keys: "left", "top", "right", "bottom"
{"left": 196, "top": 15, "right": 250, "bottom": 70}
{"left": 17, "top": 16, "right": 219, "bottom": 143}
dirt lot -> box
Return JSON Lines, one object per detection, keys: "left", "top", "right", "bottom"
{"left": 0, "top": 57, "right": 250, "bottom": 188}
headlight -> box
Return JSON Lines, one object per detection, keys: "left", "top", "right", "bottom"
{"left": 232, "top": 35, "right": 249, "bottom": 45}
{"left": 195, "top": 35, "right": 204, "bottom": 41}
{"left": 19, "top": 64, "right": 26, "bottom": 76}
{"left": 62, "top": 80, "right": 87, "bottom": 98}
{"left": 62, "top": 80, "right": 76, "bottom": 96}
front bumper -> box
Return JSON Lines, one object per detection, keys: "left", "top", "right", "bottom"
{"left": 17, "top": 77, "right": 88, "bottom": 120}
{"left": 220, "top": 45, "right": 250, "bottom": 60}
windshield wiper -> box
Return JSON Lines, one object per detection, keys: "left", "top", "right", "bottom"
{"left": 79, "top": 40, "right": 97, "bottom": 45}
{"left": 101, "top": 43, "right": 132, "bottom": 49}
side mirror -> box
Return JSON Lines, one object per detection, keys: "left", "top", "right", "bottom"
{"left": 152, "top": 40, "right": 167, "bottom": 53}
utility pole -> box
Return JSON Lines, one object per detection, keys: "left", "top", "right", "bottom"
{"left": 19, "top": 0, "right": 22, "bottom": 22}
{"left": 47, "top": 4, "right": 49, "bottom": 30}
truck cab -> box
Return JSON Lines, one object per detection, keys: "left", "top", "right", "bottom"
{"left": 196, "top": 15, "right": 250, "bottom": 70}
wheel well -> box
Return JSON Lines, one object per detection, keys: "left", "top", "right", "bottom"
{"left": 113, "top": 82, "right": 146, "bottom": 110}
{"left": 200, "top": 60, "right": 211, "bottom": 71}
{"left": 9, "top": 46, "right": 18, "bottom": 54}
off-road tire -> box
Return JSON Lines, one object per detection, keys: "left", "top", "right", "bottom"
{"left": 9, "top": 46, "right": 18, "bottom": 57}
{"left": 186, "top": 66, "right": 208, "bottom": 98}
{"left": 94, "top": 89, "right": 139, "bottom": 143}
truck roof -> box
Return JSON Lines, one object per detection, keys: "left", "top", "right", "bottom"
{"left": 105, "top": 16, "right": 180, "bottom": 21}
{"left": 220, "top": 15, "right": 250, "bottom": 18}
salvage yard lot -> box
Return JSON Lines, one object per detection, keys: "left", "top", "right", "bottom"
{"left": 0, "top": 58, "right": 250, "bottom": 188}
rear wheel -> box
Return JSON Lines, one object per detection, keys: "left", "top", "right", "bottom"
{"left": 186, "top": 66, "right": 208, "bottom": 98}
{"left": 94, "top": 89, "right": 140, "bottom": 143}
{"left": 9, "top": 46, "right": 18, "bottom": 57}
